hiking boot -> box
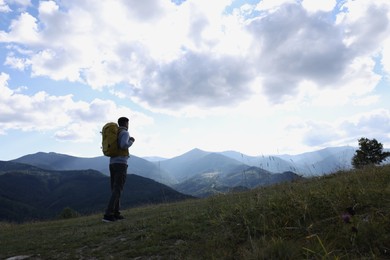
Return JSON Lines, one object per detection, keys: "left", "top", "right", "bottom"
{"left": 102, "top": 214, "right": 116, "bottom": 222}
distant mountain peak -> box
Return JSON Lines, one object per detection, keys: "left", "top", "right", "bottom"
{"left": 173, "top": 148, "right": 210, "bottom": 161}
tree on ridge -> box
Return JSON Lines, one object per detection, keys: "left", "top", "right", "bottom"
{"left": 351, "top": 137, "right": 390, "bottom": 169}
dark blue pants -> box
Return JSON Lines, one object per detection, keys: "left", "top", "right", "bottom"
{"left": 105, "top": 163, "right": 127, "bottom": 216}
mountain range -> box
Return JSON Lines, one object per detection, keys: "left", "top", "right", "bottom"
{"left": 10, "top": 146, "right": 362, "bottom": 194}
{"left": 2, "top": 145, "right": 380, "bottom": 222}
{"left": 12, "top": 146, "right": 359, "bottom": 178}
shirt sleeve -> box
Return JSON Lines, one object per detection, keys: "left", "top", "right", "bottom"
{"left": 118, "top": 130, "right": 134, "bottom": 149}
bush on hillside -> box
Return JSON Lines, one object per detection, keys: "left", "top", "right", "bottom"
{"left": 58, "top": 207, "right": 80, "bottom": 219}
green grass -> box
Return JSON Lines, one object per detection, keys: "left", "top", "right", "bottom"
{"left": 1, "top": 165, "right": 390, "bottom": 259}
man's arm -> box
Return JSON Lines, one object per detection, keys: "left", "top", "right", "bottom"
{"left": 118, "top": 131, "right": 134, "bottom": 149}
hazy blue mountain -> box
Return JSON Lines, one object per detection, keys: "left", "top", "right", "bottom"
{"left": 156, "top": 148, "right": 210, "bottom": 180}
{"left": 12, "top": 152, "right": 175, "bottom": 185}
{"left": 13, "top": 152, "right": 108, "bottom": 172}
{"left": 220, "top": 146, "right": 358, "bottom": 176}
{"left": 305, "top": 148, "right": 355, "bottom": 175}
{"left": 0, "top": 161, "right": 192, "bottom": 222}
{"left": 126, "top": 156, "right": 176, "bottom": 184}
{"left": 278, "top": 146, "right": 356, "bottom": 164}
{"left": 220, "top": 151, "right": 303, "bottom": 174}
{"left": 157, "top": 149, "right": 245, "bottom": 182}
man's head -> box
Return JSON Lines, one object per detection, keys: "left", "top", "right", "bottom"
{"left": 118, "top": 117, "right": 129, "bottom": 127}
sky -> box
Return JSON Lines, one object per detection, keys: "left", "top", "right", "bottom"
{"left": 0, "top": 0, "right": 390, "bottom": 160}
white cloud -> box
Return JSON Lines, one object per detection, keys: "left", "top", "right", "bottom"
{"left": 256, "top": 0, "right": 295, "bottom": 13}
{"left": 0, "top": 0, "right": 30, "bottom": 12}
{"left": 382, "top": 38, "right": 390, "bottom": 76}
{"left": 2, "top": 12, "right": 40, "bottom": 43}
{"left": 295, "top": 109, "right": 390, "bottom": 149}
{"left": 0, "top": 0, "right": 11, "bottom": 12}
{"left": 302, "top": 121, "right": 342, "bottom": 147}
{"left": 337, "top": 0, "right": 390, "bottom": 53}
{"left": 38, "top": 0, "right": 58, "bottom": 14}
{"left": 4, "top": 52, "right": 30, "bottom": 70}
{"left": 0, "top": 72, "right": 153, "bottom": 141}
{"left": 341, "top": 109, "right": 390, "bottom": 137}
{"left": 301, "top": 0, "right": 336, "bottom": 13}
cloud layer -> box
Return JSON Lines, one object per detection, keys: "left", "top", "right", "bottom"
{"left": 1, "top": 0, "right": 389, "bottom": 112}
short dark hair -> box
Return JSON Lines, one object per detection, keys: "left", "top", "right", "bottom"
{"left": 118, "top": 117, "right": 129, "bottom": 126}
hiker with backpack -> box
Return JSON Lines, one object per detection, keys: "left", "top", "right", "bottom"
{"left": 102, "top": 116, "right": 135, "bottom": 222}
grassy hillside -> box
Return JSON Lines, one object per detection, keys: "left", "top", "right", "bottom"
{"left": 1, "top": 165, "right": 390, "bottom": 259}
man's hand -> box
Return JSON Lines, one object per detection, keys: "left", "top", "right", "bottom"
{"left": 129, "top": 137, "right": 135, "bottom": 142}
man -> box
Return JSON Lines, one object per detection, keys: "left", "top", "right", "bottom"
{"left": 102, "top": 117, "right": 135, "bottom": 222}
